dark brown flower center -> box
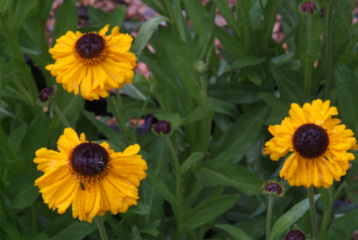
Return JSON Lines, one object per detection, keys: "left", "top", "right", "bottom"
{"left": 70, "top": 143, "right": 109, "bottom": 176}
{"left": 75, "top": 33, "right": 105, "bottom": 59}
{"left": 293, "top": 123, "right": 329, "bottom": 159}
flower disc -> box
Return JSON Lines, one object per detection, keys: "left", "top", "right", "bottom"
{"left": 292, "top": 123, "right": 329, "bottom": 159}
{"left": 70, "top": 142, "right": 108, "bottom": 176}
{"left": 75, "top": 33, "right": 105, "bottom": 60}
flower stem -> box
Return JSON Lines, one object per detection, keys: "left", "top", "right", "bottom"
{"left": 107, "top": 93, "right": 130, "bottom": 146}
{"left": 325, "top": 0, "right": 336, "bottom": 99}
{"left": 164, "top": 135, "right": 182, "bottom": 240}
{"left": 51, "top": 102, "right": 71, "bottom": 128}
{"left": 304, "top": 14, "right": 313, "bottom": 97}
{"left": 318, "top": 187, "right": 333, "bottom": 240}
{"left": 266, "top": 196, "right": 274, "bottom": 240}
{"left": 95, "top": 216, "right": 109, "bottom": 240}
{"left": 308, "top": 187, "right": 319, "bottom": 240}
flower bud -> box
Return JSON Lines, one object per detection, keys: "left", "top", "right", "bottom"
{"left": 194, "top": 61, "right": 207, "bottom": 74}
{"left": 154, "top": 120, "right": 171, "bottom": 135}
{"left": 262, "top": 180, "right": 284, "bottom": 197}
{"left": 301, "top": 2, "right": 317, "bottom": 14}
{"left": 39, "top": 87, "right": 55, "bottom": 103}
{"left": 285, "top": 230, "right": 306, "bottom": 240}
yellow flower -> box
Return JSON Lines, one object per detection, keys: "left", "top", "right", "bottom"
{"left": 34, "top": 128, "right": 147, "bottom": 222}
{"left": 265, "top": 99, "right": 357, "bottom": 188}
{"left": 46, "top": 25, "right": 137, "bottom": 101}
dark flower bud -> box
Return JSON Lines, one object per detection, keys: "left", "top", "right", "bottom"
{"left": 154, "top": 120, "right": 171, "bottom": 135}
{"left": 301, "top": 2, "right": 317, "bottom": 14}
{"left": 39, "top": 87, "right": 55, "bottom": 103}
{"left": 262, "top": 180, "right": 284, "bottom": 197}
{"left": 285, "top": 230, "right": 306, "bottom": 240}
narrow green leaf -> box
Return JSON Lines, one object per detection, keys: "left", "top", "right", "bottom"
{"left": 180, "top": 152, "right": 204, "bottom": 174}
{"left": 52, "top": 0, "right": 78, "bottom": 44}
{"left": 9, "top": 174, "right": 39, "bottom": 209}
{"left": 50, "top": 222, "right": 96, "bottom": 240}
{"left": 132, "top": 16, "right": 169, "bottom": 58}
{"left": 195, "top": 163, "right": 263, "bottom": 196}
{"left": 214, "top": 26, "right": 245, "bottom": 58}
{"left": 210, "top": 105, "right": 269, "bottom": 163}
{"left": 132, "top": 226, "right": 142, "bottom": 240}
{"left": 269, "top": 194, "right": 320, "bottom": 240}
{"left": 147, "top": 170, "right": 175, "bottom": 205}
{"left": 23, "top": 113, "right": 50, "bottom": 159}
{"left": 270, "top": 63, "right": 306, "bottom": 104}
{"left": 178, "top": 107, "right": 212, "bottom": 127}
{"left": 208, "top": 97, "right": 240, "bottom": 116}
{"left": 208, "top": 81, "right": 260, "bottom": 104}
{"left": 19, "top": 38, "right": 42, "bottom": 55}
{"left": 81, "top": 110, "right": 124, "bottom": 149}
{"left": 324, "top": 209, "right": 358, "bottom": 240}
{"left": 182, "top": 195, "right": 239, "bottom": 232}
{"left": 230, "top": 56, "right": 267, "bottom": 69}
{"left": 8, "top": 124, "right": 27, "bottom": 157}
{"left": 216, "top": 224, "right": 253, "bottom": 240}
{"left": 335, "top": 64, "right": 358, "bottom": 133}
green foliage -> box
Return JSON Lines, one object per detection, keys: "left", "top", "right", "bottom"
{"left": 0, "top": 0, "right": 358, "bottom": 239}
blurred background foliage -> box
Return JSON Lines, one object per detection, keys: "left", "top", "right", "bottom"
{"left": 1, "top": 0, "right": 358, "bottom": 239}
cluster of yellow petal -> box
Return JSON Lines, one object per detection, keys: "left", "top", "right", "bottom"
{"left": 46, "top": 25, "right": 137, "bottom": 101}
{"left": 265, "top": 99, "right": 357, "bottom": 188}
{"left": 34, "top": 128, "right": 147, "bottom": 222}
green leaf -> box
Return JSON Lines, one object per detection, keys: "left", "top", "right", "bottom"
{"left": 180, "top": 151, "right": 204, "bottom": 174}
{"left": 247, "top": 72, "right": 262, "bottom": 86}
{"left": 182, "top": 195, "right": 239, "bottom": 232}
{"left": 9, "top": 174, "right": 39, "bottom": 209}
{"left": 19, "top": 38, "right": 42, "bottom": 55}
{"left": 269, "top": 194, "right": 320, "bottom": 240}
{"left": 335, "top": 64, "right": 358, "bottom": 133}
{"left": 208, "top": 97, "right": 240, "bottom": 116}
{"left": 12, "top": 0, "right": 36, "bottom": 31}
{"left": 208, "top": 81, "right": 261, "bottom": 104}
{"left": 230, "top": 56, "right": 267, "bottom": 69}
{"left": 49, "top": 221, "right": 96, "bottom": 240}
{"left": 324, "top": 209, "right": 358, "bottom": 240}
{"left": 23, "top": 113, "right": 50, "bottom": 159}
{"left": 52, "top": 0, "right": 78, "bottom": 45}
{"left": 105, "top": 6, "right": 127, "bottom": 29}
{"left": 214, "top": 26, "right": 245, "bottom": 58}
{"left": 132, "top": 16, "right": 169, "bottom": 58}
{"left": 159, "top": 27, "right": 202, "bottom": 100}
{"left": 270, "top": 63, "right": 306, "bottom": 104}
{"left": 210, "top": 105, "right": 269, "bottom": 163}
{"left": 215, "top": 224, "right": 253, "bottom": 240}
{"left": 195, "top": 162, "right": 263, "bottom": 196}
{"left": 81, "top": 110, "right": 124, "bottom": 149}
{"left": 147, "top": 170, "right": 175, "bottom": 205}
{"left": 178, "top": 107, "right": 212, "bottom": 127}
{"left": 132, "top": 226, "right": 142, "bottom": 240}
{"left": 8, "top": 123, "right": 27, "bottom": 155}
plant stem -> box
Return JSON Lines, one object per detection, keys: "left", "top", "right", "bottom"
{"left": 319, "top": 187, "right": 333, "bottom": 240}
{"left": 95, "top": 216, "right": 109, "bottom": 240}
{"left": 51, "top": 102, "right": 71, "bottom": 128}
{"left": 304, "top": 14, "right": 313, "bottom": 97}
{"left": 325, "top": 0, "right": 335, "bottom": 99}
{"left": 308, "top": 187, "right": 319, "bottom": 240}
{"left": 164, "top": 136, "right": 182, "bottom": 240}
{"left": 107, "top": 93, "right": 130, "bottom": 146}
{"left": 266, "top": 196, "right": 274, "bottom": 240}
